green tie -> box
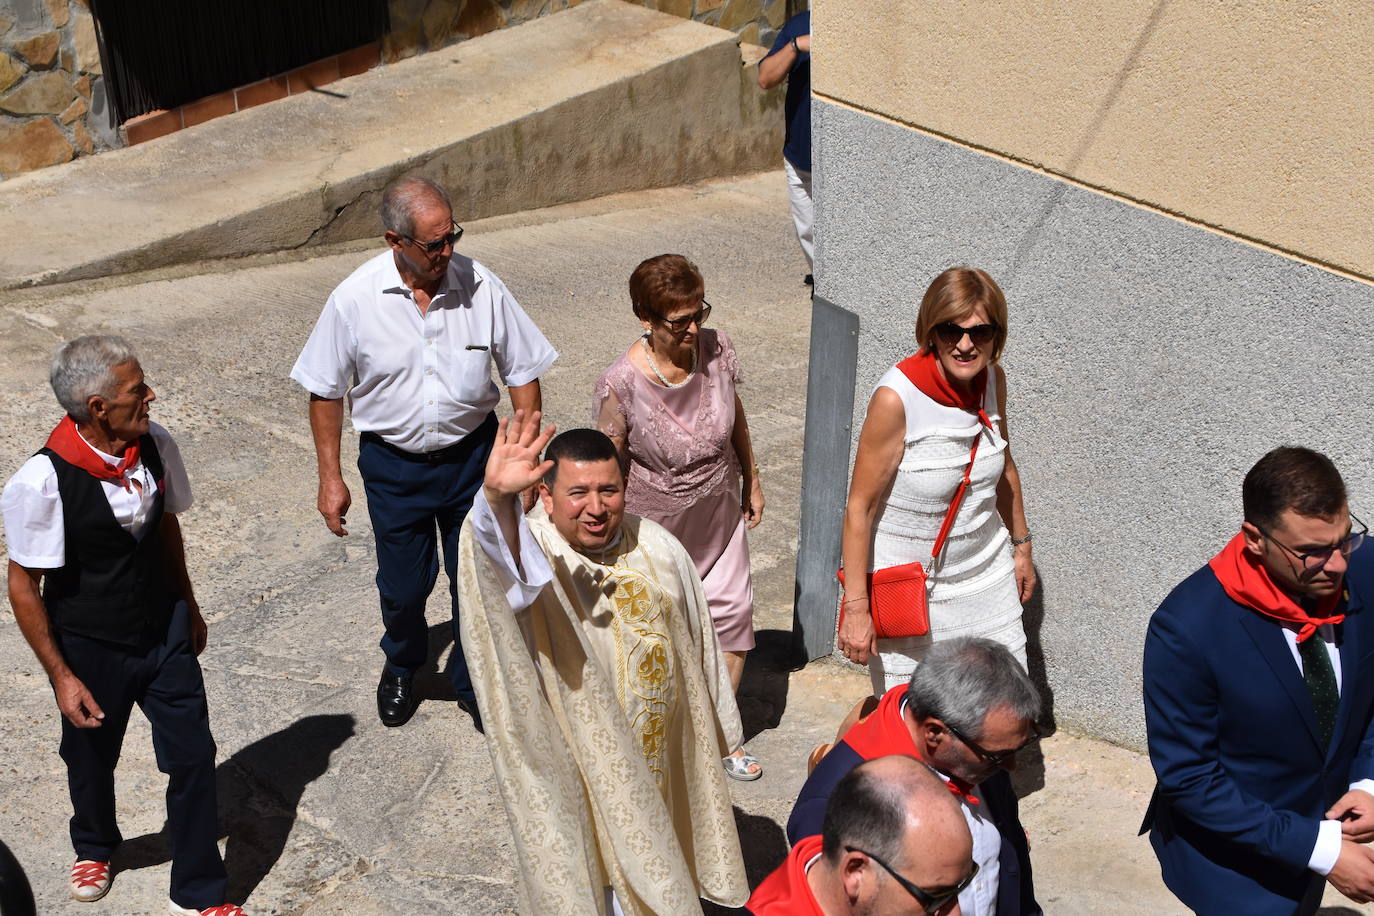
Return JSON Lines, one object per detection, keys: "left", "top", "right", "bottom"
{"left": 1299, "top": 634, "right": 1338, "bottom": 746}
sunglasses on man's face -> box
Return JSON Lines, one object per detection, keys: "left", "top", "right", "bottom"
{"left": 846, "top": 846, "right": 978, "bottom": 914}
{"left": 401, "top": 221, "right": 464, "bottom": 254}
{"left": 932, "top": 322, "right": 998, "bottom": 347}
{"left": 944, "top": 720, "right": 1042, "bottom": 768}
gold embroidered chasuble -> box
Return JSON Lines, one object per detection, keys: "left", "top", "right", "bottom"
{"left": 458, "top": 507, "right": 748, "bottom": 916}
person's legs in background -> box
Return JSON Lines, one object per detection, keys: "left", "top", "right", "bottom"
{"left": 784, "top": 159, "right": 814, "bottom": 283}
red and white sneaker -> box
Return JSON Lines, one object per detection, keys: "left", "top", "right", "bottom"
{"left": 167, "top": 903, "right": 250, "bottom": 916}
{"left": 69, "top": 859, "right": 111, "bottom": 902}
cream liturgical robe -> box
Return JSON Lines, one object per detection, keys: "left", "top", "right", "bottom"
{"left": 458, "top": 492, "right": 749, "bottom": 916}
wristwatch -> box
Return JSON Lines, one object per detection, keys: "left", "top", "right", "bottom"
{"left": 790, "top": 35, "right": 801, "bottom": 53}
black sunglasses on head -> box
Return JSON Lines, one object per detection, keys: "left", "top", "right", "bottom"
{"left": 400, "top": 221, "right": 464, "bottom": 253}
{"left": 932, "top": 321, "right": 998, "bottom": 347}
{"left": 846, "top": 846, "right": 978, "bottom": 913}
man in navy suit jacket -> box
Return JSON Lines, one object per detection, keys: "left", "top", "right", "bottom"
{"left": 788, "top": 637, "right": 1042, "bottom": 916}
{"left": 1144, "top": 446, "right": 1374, "bottom": 914}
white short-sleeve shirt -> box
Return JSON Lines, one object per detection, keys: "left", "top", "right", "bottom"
{"left": 1, "top": 421, "right": 193, "bottom": 569}
{"left": 290, "top": 251, "right": 559, "bottom": 453}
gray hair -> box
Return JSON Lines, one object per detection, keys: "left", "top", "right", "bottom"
{"left": 380, "top": 176, "right": 452, "bottom": 238}
{"left": 50, "top": 335, "right": 139, "bottom": 424}
{"left": 905, "top": 636, "right": 1042, "bottom": 739}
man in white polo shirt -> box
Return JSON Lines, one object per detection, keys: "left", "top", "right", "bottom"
{"left": 291, "top": 175, "right": 557, "bottom": 729}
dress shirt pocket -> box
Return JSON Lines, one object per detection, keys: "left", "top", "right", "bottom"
{"left": 452, "top": 345, "right": 495, "bottom": 394}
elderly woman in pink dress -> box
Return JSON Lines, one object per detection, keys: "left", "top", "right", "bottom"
{"left": 594, "top": 253, "right": 766, "bottom": 780}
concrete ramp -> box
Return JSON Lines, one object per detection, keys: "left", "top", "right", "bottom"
{"left": 0, "top": 0, "right": 781, "bottom": 289}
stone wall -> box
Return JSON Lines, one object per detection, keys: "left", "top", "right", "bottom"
{"left": 0, "top": 0, "right": 796, "bottom": 180}
{"left": 384, "top": 0, "right": 796, "bottom": 63}
{"left": 0, "top": 0, "right": 114, "bottom": 179}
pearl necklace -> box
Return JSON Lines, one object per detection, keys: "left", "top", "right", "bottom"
{"left": 642, "top": 336, "right": 696, "bottom": 388}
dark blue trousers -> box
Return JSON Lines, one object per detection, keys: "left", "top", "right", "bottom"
{"left": 53, "top": 601, "right": 226, "bottom": 910}
{"left": 357, "top": 413, "right": 496, "bottom": 705}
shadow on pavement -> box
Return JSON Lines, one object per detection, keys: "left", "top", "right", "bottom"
{"left": 414, "top": 620, "right": 458, "bottom": 703}
{"left": 739, "top": 629, "right": 795, "bottom": 744}
{"left": 1012, "top": 572, "right": 1054, "bottom": 797}
{"left": 700, "top": 807, "right": 789, "bottom": 914}
{"left": 114, "top": 713, "right": 356, "bottom": 903}
{"left": 0, "top": 838, "right": 36, "bottom": 916}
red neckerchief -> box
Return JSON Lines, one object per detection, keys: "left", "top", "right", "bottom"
{"left": 1209, "top": 532, "right": 1344, "bottom": 643}
{"left": 745, "top": 834, "right": 826, "bottom": 916}
{"left": 896, "top": 349, "right": 993, "bottom": 430}
{"left": 44, "top": 416, "right": 142, "bottom": 492}
{"left": 841, "top": 684, "right": 980, "bottom": 805}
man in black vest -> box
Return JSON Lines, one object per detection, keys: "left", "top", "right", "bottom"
{"left": 2, "top": 336, "right": 246, "bottom": 915}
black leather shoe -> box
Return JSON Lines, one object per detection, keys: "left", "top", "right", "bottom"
{"left": 377, "top": 671, "right": 418, "bottom": 727}
{"left": 457, "top": 698, "right": 484, "bottom": 735}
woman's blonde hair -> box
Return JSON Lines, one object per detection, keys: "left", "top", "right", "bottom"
{"left": 915, "top": 267, "right": 1009, "bottom": 361}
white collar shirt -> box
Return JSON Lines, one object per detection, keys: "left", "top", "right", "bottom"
{"left": 1, "top": 422, "right": 193, "bottom": 568}
{"left": 290, "top": 251, "right": 558, "bottom": 453}
{"left": 951, "top": 777, "right": 1001, "bottom": 916}
{"left": 1282, "top": 621, "right": 1341, "bottom": 693}
{"left": 1278, "top": 619, "right": 1374, "bottom": 876}
{"left": 895, "top": 695, "right": 1001, "bottom": 916}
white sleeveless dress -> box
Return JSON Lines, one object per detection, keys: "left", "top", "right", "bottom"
{"left": 866, "top": 364, "right": 1027, "bottom": 695}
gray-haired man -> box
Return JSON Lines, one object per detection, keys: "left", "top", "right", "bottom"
{"left": 291, "top": 175, "right": 557, "bottom": 728}
{"left": 788, "top": 636, "right": 1044, "bottom": 916}
{"left": 2, "top": 336, "right": 242, "bottom": 915}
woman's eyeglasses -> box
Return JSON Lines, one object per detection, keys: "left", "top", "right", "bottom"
{"left": 652, "top": 301, "right": 712, "bottom": 333}
{"left": 933, "top": 322, "right": 998, "bottom": 347}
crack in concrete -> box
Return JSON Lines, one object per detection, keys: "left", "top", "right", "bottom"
{"left": 292, "top": 182, "right": 371, "bottom": 252}
{"left": 205, "top": 662, "right": 346, "bottom": 690}
{"left": 387, "top": 868, "right": 511, "bottom": 885}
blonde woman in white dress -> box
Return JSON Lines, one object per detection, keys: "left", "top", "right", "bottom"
{"left": 838, "top": 266, "right": 1036, "bottom": 696}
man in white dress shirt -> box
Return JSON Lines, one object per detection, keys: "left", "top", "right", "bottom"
{"left": 291, "top": 175, "right": 557, "bottom": 728}
{"left": 2, "top": 336, "right": 244, "bottom": 915}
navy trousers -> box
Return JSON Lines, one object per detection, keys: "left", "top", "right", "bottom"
{"left": 53, "top": 601, "right": 226, "bottom": 910}
{"left": 357, "top": 413, "right": 496, "bottom": 705}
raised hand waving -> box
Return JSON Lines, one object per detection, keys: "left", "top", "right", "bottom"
{"left": 484, "top": 409, "right": 557, "bottom": 503}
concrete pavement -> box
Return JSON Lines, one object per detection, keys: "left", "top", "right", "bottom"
{"left": 0, "top": 170, "right": 1367, "bottom": 914}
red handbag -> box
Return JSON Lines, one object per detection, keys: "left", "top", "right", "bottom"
{"left": 838, "top": 433, "right": 983, "bottom": 639}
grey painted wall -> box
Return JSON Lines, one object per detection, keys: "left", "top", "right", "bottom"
{"left": 808, "top": 99, "right": 1374, "bottom": 751}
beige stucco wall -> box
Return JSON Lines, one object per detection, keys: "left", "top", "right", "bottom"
{"left": 813, "top": 0, "right": 1374, "bottom": 280}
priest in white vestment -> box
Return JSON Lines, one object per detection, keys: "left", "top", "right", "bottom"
{"left": 458, "top": 411, "right": 749, "bottom": 916}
